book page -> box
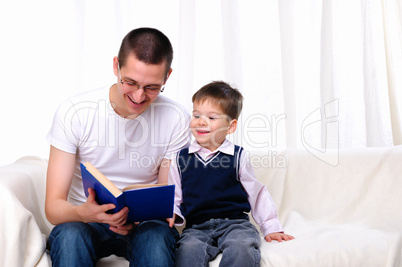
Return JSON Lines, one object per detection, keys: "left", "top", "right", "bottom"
{"left": 84, "top": 162, "right": 122, "bottom": 197}
{"left": 122, "top": 183, "right": 168, "bottom": 192}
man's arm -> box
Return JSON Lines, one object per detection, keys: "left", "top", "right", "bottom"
{"left": 45, "top": 145, "right": 129, "bottom": 227}
{"left": 157, "top": 158, "right": 171, "bottom": 184}
{"left": 158, "top": 158, "right": 181, "bottom": 228}
{"left": 166, "top": 154, "right": 185, "bottom": 227}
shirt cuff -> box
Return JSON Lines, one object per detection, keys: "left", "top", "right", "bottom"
{"left": 173, "top": 206, "right": 185, "bottom": 226}
{"left": 260, "top": 218, "right": 284, "bottom": 237}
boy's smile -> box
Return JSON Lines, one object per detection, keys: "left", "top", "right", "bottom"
{"left": 196, "top": 129, "right": 210, "bottom": 135}
{"left": 191, "top": 99, "right": 237, "bottom": 152}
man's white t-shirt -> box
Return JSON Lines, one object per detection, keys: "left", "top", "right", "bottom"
{"left": 47, "top": 85, "right": 191, "bottom": 205}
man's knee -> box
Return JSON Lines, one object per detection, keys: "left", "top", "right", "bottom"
{"left": 49, "top": 222, "right": 96, "bottom": 247}
{"left": 135, "top": 220, "right": 178, "bottom": 243}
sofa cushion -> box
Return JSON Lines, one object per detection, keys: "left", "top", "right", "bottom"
{"left": 0, "top": 156, "right": 51, "bottom": 267}
{"left": 261, "top": 211, "right": 401, "bottom": 266}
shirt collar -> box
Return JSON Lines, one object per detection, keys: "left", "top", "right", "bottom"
{"left": 188, "top": 139, "right": 235, "bottom": 156}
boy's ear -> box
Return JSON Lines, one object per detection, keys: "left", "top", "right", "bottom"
{"left": 227, "top": 119, "right": 237, "bottom": 134}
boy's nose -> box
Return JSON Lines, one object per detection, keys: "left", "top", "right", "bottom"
{"left": 202, "top": 116, "right": 210, "bottom": 124}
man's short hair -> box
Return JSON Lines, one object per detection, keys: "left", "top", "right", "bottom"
{"left": 118, "top": 27, "right": 173, "bottom": 75}
{"left": 192, "top": 81, "right": 243, "bottom": 120}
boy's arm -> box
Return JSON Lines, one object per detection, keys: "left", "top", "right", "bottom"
{"left": 238, "top": 151, "right": 283, "bottom": 236}
{"left": 45, "top": 146, "right": 128, "bottom": 227}
{"left": 240, "top": 155, "right": 294, "bottom": 242}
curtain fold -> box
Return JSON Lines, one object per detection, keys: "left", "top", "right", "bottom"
{"left": 62, "top": 0, "right": 402, "bottom": 149}
{"left": 1, "top": 0, "right": 400, "bottom": 165}
{"left": 382, "top": 0, "right": 402, "bottom": 145}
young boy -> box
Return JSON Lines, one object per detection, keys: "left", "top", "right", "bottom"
{"left": 168, "top": 81, "right": 294, "bottom": 266}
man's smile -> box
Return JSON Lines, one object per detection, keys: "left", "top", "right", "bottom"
{"left": 128, "top": 95, "right": 147, "bottom": 105}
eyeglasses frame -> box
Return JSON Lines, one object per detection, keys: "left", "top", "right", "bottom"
{"left": 117, "top": 65, "right": 165, "bottom": 96}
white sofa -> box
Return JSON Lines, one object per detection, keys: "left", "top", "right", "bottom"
{"left": 1, "top": 146, "right": 401, "bottom": 267}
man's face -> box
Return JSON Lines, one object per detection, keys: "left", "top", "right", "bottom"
{"left": 111, "top": 54, "right": 171, "bottom": 119}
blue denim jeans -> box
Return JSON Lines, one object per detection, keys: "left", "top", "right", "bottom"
{"left": 175, "top": 218, "right": 261, "bottom": 267}
{"left": 48, "top": 220, "right": 179, "bottom": 267}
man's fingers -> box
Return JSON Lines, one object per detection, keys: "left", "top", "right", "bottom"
{"left": 87, "top": 188, "right": 96, "bottom": 201}
{"left": 100, "top": 203, "right": 117, "bottom": 213}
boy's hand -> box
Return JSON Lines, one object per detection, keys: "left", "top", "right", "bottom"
{"left": 265, "top": 232, "right": 295, "bottom": 242}
{"left": 166, "top": 213, "right": 176, "bottom": 228}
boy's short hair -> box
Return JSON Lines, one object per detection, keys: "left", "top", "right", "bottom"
{"left": 192, "top": 81, "right": 243, "bottom": 120}
{"left": 118, "top": 27, "right": 173, "bottom": 76}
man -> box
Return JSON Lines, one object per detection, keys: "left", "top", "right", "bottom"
{"left": 45, "top": 27, "right": 190, "bottom": 266}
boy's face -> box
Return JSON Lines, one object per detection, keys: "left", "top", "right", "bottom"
{"left": 191, "top": 99, "right": 237, "bottom": 152}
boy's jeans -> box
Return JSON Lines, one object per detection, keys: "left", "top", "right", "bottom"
{"left": 48, "top": 220, "right": 179, "bottom": 267}
{"left": 175, "top": 218, "right": 261, "bottom": 267}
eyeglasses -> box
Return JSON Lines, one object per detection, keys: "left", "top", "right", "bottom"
{"left": 118, "top": 67, "right": 165, "bottom": 96}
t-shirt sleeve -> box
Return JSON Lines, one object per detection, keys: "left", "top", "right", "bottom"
{"left": 46, "top": 99, "right": 80, "bottom": 154}
{"left": 164, "top": 109, "right": 191, "bottom": 160}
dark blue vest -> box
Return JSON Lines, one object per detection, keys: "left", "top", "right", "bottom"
{"left": 177, "top": 145, "right": 251, "bottom": 227}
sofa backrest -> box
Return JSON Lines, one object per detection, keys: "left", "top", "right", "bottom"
{"left": 251, "top": 146, "right": 402, "bottom": 231}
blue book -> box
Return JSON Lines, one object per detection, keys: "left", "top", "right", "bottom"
{"left": 80, "top": 162, "right": 175, "bottom": 222}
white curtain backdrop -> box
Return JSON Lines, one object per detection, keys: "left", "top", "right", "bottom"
{"left": 0, "top": 0, "right": 401, "bottom": 165}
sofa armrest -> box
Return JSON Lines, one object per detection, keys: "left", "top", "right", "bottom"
{"left": 0, "top": 156, "right": 52, "bottom": 267}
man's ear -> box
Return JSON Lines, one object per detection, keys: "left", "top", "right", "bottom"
{"left": 113, "top": 56, "right": 119, "bottom": 77}
{"left": 164, "top": 68, "right": 173, "bottom": 84}
{"left": 227, "top": 119, "right": 237, "bottom": 134}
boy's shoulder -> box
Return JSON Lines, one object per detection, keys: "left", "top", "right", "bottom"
{"left": 178, "top": 146, "right": 190, "bottom": 156}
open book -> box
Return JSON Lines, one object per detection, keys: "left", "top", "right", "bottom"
{"left": 80, "top": 162, "right": 175, "bottom": 222}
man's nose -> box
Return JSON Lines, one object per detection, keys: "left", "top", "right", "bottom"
{"left": 130, "top": 87, "right": 146, "bottom": 102}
